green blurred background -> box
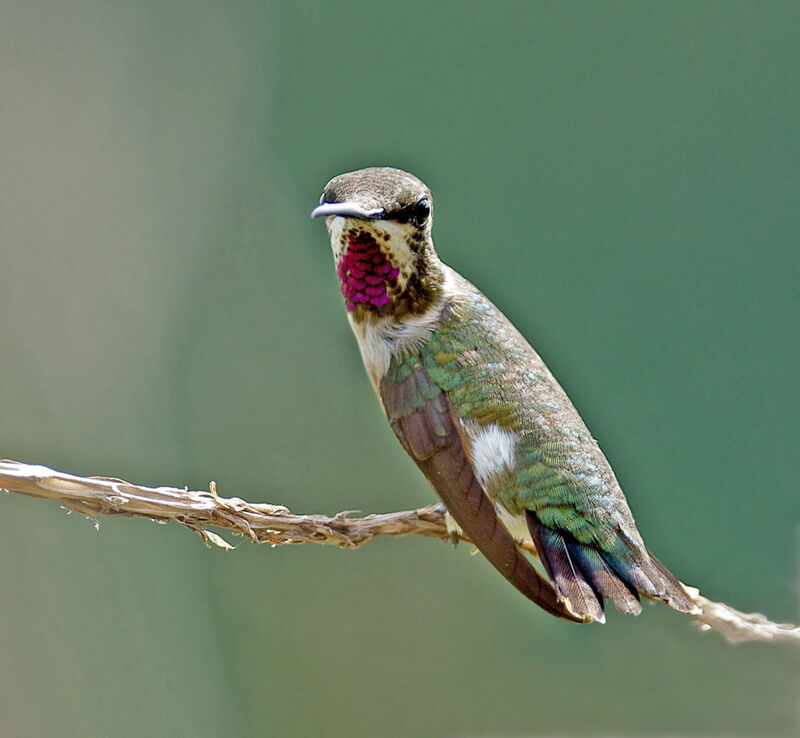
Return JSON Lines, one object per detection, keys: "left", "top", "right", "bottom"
{"left": 1, "top": 2, "right": 798, "bottom": 736}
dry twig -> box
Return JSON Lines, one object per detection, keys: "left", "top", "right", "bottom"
{"left": 1, "top": 458, "right": 797, "bottom": 644}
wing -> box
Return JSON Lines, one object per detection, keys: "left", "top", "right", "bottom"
{"left": 380, "top": 359, "right": 587, "bottom": 623}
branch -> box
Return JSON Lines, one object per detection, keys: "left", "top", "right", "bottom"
{"left": 0, "top": 459, "right": 450, "bottom": 549}
{"left": 1, "top": 459, "right": 797, "bottom": 644}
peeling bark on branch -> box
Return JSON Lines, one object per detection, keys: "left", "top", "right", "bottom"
{"left": 1, "top": 458, "right": 797, "bottom": 644}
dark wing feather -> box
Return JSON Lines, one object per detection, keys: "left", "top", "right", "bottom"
{"left": 381, "top": 365, "right": 586, "bottom": 623}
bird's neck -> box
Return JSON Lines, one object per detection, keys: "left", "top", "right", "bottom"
{"left": 347, "top": 261, "right": 456, "bottom": 391}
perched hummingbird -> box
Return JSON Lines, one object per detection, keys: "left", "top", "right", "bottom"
{"left": 312, "top": 167, "right": 695, "bottom": 624}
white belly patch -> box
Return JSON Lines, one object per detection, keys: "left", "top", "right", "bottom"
{"left": 459, "top": 420, "right": 532, "bottom": 544}
{"left": 461, "top": 420, "right": 518, "bottom": 485}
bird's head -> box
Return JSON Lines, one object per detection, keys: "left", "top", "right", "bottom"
{"left": 312, "top": 167, "right": 444, "bottom": 321}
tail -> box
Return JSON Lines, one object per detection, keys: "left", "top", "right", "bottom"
{"left": 526, "top": 512, "right": 696, "bottom": 622}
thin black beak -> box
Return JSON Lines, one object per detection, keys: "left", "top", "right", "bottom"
{"left": 310, "top": 202, "right": 385, "bottom": 220}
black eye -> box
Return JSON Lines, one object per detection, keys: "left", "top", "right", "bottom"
{"left": 412, "top": 197, "right": 430, "bottom": 226}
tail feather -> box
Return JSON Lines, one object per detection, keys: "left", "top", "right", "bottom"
{"left": 526, "top": 513, "right": 605, "bottom": 622}
{"left": 598, "top": 530, "right": 695, "bottom": 613}
{"left": 565, "top": 539, "right": 642, "bottom": 615}
{"left": 644, "top": 549, "right": 695, "bottom": 613}
{"left": 526, "top": 511, "right": 692, "bottom": 620}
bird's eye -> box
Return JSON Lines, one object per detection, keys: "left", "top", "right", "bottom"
{"left": 412, "top": 197, "right": 430, "bottom": 226}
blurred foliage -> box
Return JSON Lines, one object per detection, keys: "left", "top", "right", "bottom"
{"left": 0, "top": 1, "right": 798, "bottom": 736}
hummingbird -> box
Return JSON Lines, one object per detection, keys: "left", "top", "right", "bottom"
{"left": 312, "top": 167, "right": 695, "bottom": 624}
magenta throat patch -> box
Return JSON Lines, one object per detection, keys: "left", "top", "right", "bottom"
{"left": 337, "top": 232, "right": 400, "bottom": 312}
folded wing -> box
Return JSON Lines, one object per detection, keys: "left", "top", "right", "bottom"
{"left": 380, "top": 362, "right": 586, "bottom": 623}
